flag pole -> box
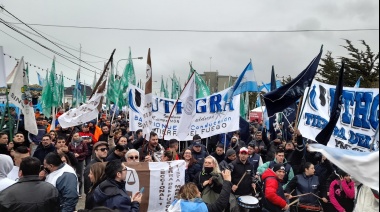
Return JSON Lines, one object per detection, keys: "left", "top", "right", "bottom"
{"left": 90, "top": 49, "right": 116, "bottom": 99}
{"left": 162, "top": 70, "right": 196, "bottom": 141}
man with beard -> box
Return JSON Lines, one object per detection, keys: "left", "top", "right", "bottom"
{"left": 251, "top": 128, "right": 268, "bottom": 162}
{"left": 33, "top": 135, "right": 56, "bottom": 163}
{"left": 138, "top": 132, "right": 164, "bottom": 162}
{"left": 98, "top": 125, "right": 111, "bottom": 143}
{"left": 229, "top": 147, "right": 257, "bottom": 212}
{"left": 83, "top": 141, "right": 109, "bottom": 195}
{"left": 93, "top": 160, "right": 142, "bottom": 210}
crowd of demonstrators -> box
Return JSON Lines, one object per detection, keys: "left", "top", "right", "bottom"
{"left": 0, "top": 107, "right": 379, "bottom": 212}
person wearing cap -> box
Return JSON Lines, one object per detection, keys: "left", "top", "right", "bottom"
{"left": 219, "top": 148, "right": 237, "bottom": 171}
{"left": 258, "top": 148, "right": 294, "bottom": 189}
{"left": 261, "top": 163, "right": 289, "bottom": 212}
{"left": 83, "top": 141, "right": 109, "bottom": 195}
{"left": 79, "top": 123, "right": 98, "bottom": 165}
{"left": 285, "top": 162, "right": 328, "bottom": 212}
{"left": 28, "top": 116, "right": 47, "bottom": 155}
{"left": 191, "top": 140, "right": 209, "bottom": 165}
{"left": 106, "top": 144, "right": 127, "bottom": 162}
{"left": 229, "top": 147, "right": 257, "bottom": 212}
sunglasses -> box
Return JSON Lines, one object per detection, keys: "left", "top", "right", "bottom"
{"left": 98, "top": 148, "right": 108, "bottom": 152}
{"left": 128, "top": 156, "right": 139, "bottom": 160}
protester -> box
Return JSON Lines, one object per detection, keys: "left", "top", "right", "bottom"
{"left": 93, "top": 160, "right": 142, "bottom": 211}
{"left": 12, "top": 132, "right": 29, "bottom": 151}
{"left": 261, "top": 163, "right": 289, "bottom": 212}
{"left": 84, "top": 141, "right": 109, "bottom": 195}
{"left": 258, "top": 148, "right": 294, "bottom": 189}
{"left": 264, "top": 129, "right": 284, "bottom": 162}
{"left": 7, "top": 146, "right": 30, "bottom": 181}
{"left": 219, "top": 148, "right": 237, "bottom": 171}
{"left": 85, "top": 162, "right": 106, "bottom": 210}
{"left": 283, "top": 129, "right": 305, "bottom": 174}
{"left": 67, "top": 132, "right": 88, "bottom": 197}
{"left": 33, "top": 134, "right": 56, "bottom": 163}
{"left": 285, "top": 162, "right": 328, "bottom": 212}
{"left": 329, "top": 169, "right": 355, "bottom": 212}
{"left": 125, "top": 149, "right": 140, "bottom": 163}
{"left": 315, "top": 154, "right": 335, "bottom": 211}
{"left": 169, "top": 169, "right": 233, "bottom": 212}
{"left": 49, "top": 130, "right": 58, "bottom": 144}
{"left": 0, "top": 157, "right": 60, "bottom": 212}
{"left": 182, "top": 148, "right": 202, "bottom": 183}
{"left": 55, "top": 136, "right": 78, "bottom": 167}
{"left": 79, "top": 123, "right": 98, "bottom": 165}
{"left": 42, "top": 152, "right": 78, "bottom": 212}
{"left": 247, "top": 142, "right": 263, "bottom": 175}
{"left": 28, "top": 116, "right": 46, "bottom": 155}
{"left": 191, "top": 139, "right": 209, "bottom": 165}
{"left": 138, "top": 131, "right": 164, "bottom": 162}
{"left": 0, "top": 154, "right": 15, "bottom": 192}
{"left": 194, "top": 156, "right": 223, "bottom": 205}
{"left": 0, "top": 132, "right": 11, "bottom": 155}
{"left": 354, "top": 183, "right": 379, "bottom": 212}
{"left": 168, "top": 139, "right": 179, "bottom": 160}
{"left": 106, "top": 144, "right": 127, "bottom": 162}
{"left": 161, "top": 150, "right": 174, "bottom": 161}
{"left": 210, "top": 144, "right": 225, "bottom": 164}
{"left": 132, "top": 129, "right": 144, "bottom": 150}
{"left": 251, "top": 129, "right": 268, "bottom": 161}
{"left": 229, "top": 136, "right": 245, "bottom": 155}
{"left": 229, "top": 147, "right": 256, "bottom": 212}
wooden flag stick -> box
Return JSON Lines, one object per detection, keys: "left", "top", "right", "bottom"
{"left": 289, "top": 199, "right": 299, "bottom": 206}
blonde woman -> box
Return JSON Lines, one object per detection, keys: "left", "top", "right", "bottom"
{"left": 193, "top": 156, "right": 224, "bottom": 204}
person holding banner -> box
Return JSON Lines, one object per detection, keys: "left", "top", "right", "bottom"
{"left": 138, "top": 132, "right": 164, "bottom": 162}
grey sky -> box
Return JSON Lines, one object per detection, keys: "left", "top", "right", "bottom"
{"left": 1, "top": 0, "right": 379, "bottom": 93}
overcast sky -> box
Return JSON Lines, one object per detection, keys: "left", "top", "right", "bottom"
{"left": 1, "top": 0, "right": 379, "bottom": 93}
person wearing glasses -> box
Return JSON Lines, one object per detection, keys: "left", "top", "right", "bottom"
{"left": 33, "top": 134, "right": 56, "bottom": 164}
{"left": 125, "top": 149, "right": 140, "bottom": 163}
{"left": 93, "top": 160, "right": 142, "bottom": 211}
{"left": 83, "top": 141, "right": 109, "bottom": 195}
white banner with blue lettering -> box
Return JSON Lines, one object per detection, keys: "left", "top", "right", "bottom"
{"left": 128, "top": 85, "right": 240, "bottom": 140}
{"left": 298, "top": 80, "right": 379, "bottom": 151}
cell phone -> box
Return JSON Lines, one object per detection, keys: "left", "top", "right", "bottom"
{"left": 139, "top": 187, "right": 145, "bottom": 194}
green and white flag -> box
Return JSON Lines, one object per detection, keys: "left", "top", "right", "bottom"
{"left": 188, "top": 64, "right": 210, "bottom": 98}
{"left": 118, "top": 48, "right": 136, "bottom": 108}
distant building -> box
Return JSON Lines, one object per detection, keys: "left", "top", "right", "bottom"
{"left": 64, "top": 84, "right": 92, "bottom": 106}
{"left": 199, "top": 71, "right": 238, "bottom": 93}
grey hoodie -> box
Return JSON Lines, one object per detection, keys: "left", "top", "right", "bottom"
{"left": 0, "top": 154, "right": 16, "bottom": 191}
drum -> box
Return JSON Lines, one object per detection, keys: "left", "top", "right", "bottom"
{"left": 298, "top": 203, "right": 323, "bottom": 211}
{"left": 237, "top": 195, "right": 260, "bottom": 209}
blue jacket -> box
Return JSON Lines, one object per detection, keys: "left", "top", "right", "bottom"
{"left": 28, "top": 125, "right": 46, "bottom": 145}
{"left": 93, "top": 178, "right": 140, "bottom": 212}
{"left": 56, "top": 169, "right": 79, "bottom": 212}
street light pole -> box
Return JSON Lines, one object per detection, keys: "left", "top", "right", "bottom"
{"left": 116, "top": 57, "right": 143, "bottom": 74}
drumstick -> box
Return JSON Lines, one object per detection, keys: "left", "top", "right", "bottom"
{"left": 236, "top": 171, "right": 247, "bottom": 187}
{"left": 310, "top": 192, "right": 324, "bottom": 200}
{"left": 289, "top": 199, "right": 299, "bottom": 207}
{"left": 290, "top": 192, "right": 311, "bottom": 199}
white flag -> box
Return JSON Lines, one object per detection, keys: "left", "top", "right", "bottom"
{"left": 308, "top": 144, "right": 379, "bottom": 192}
{"left": 177, "top": 73, "right": 196, "bottom": 140}
{"left": 8, "top": 57, "right": 38, "bottom": 135}
{"left": 58, "top": 92, "right": 103, "bottom": 128}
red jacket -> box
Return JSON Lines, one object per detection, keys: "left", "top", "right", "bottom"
{"left": 262, "top": 168, "right": 287, "bottom": 209}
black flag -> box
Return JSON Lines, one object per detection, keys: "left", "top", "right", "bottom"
{"left": 269, "top": 66, "right": 277, "bottom": 140}
{"left": 263, "top": 46, "right": 323, "bottom": 117}
{"left": 315, "top": 62, "right": 345, "bottom": 145}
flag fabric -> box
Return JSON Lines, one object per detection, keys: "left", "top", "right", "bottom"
{"left": 82, "top": 81, "right": 87, "bottom": 103}
{"left": 224, "top": 61, "right": 258, "bottom": 102}
{"left": 142, "top": 48, "right": 153, "bottom": 138}
{"left": 106, "top": 64, "right": 116, "bottom": 105}
{"left": 188, "top": 64, "right": 210, "bottom": 98}
{"left": 58, "top": 72, "right": 64, "bottom": 106}
{"left": 171, "top": 73, "right": 180, "bottom": 99}
{"left": 49, "top": 59, "right": 59, "bottom": 107}
{"left": 118, "top": 48, "right": 136, "bottom": 108}
{"left": 259, "top": 80, "right": 282, "bottom": 93}
{"left": 269, "top": 66, "right": 277, "bottom": 140}
{"left": 354, "top": 76, "right": 363, "bottom": 88}
{"left": 41, "top": 69, "right": 50, "bottom": 116}
{"left": 37, "top": 72, "right": 44, "bottom": 86}
{"left": 164, "top": 79, "right": 169, "bottom": 98}
{"left": 263, "top": 47, "right": 323, "bottom": 117}
{"left": 255, "top": 95, "right": 261, "bottom": 108}
{"left": 72, "top": 70, "right": 82, "bottom": 108}
{"left": 92, "top": 73, "right": 97, "bottom": 90}
{"left": 8, "top": 57, "right": 38, "bottom": 135}
{"left": 315, "top": 62, "right": 345, "bottom": 145}
{"left": 58, "top": 49, "right": 115, "bottom": 128}
{"left": 177, "top": 72, "right": 196, "bottom": 140}
{"left": 308, "top": 143, "right": 379, "bottom": 192}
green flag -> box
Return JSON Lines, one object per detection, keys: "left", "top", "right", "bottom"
{"left": 240, "top": 95, "right": 246, "bottom": 118}
{"left": 58, "top": 72, "right": 64, "bottom": 106}
{"left": 106, "top": 62, "right": 116, "bottom": 105}
{"left": 188, "top": 64, "right": 210, "bottom": 98}
{"left": 72, "top": 70, "right": 82, "bottom": 108}
{"left": 82, "top": 81, "right": 87, "bottom": 103}
{"left": 171, "top": 73, "right": 180, "bottom": 99}
{"left": 160, "top": 76, "right": 165, "bottom": 96}
{"left": 118, "top": 48, "right": 136, "bottom": 108}
{"left": 41, "top": 68, "right": 52, "bottom": 117}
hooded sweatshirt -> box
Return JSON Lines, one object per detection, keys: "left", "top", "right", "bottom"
{"left": 0, "top": 154, "right": 16, "bottom": 192}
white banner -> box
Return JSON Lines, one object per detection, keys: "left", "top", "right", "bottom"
{"left": 129, "top": 85, "right": 240, "bottom": 140}
{"left": 298, "top": 80, "right": 379, "bottom": 151}
{"left": 177, "top": 73, "right": 196, "bottom": 140}
{"left": 58, "top": 93, "right": 103, "bottom": 128}
{"left": 124, "top": 160, "right": 186, "bottom": 212}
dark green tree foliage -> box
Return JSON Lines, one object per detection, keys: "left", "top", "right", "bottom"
{"left": 317, "top": 39, "right": 379, "bottom": 88}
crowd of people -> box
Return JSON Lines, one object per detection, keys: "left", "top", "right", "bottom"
{"left": 0, "top": 109, "right": 378, "bottom": 212}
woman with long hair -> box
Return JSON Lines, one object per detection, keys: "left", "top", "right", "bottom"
{"left": 329, "top": 169, "right": 355, "bottom": 212}
{"left": 49, "top": 130, "right": 58, "bottom": 144}
{"left": 181, "top": 148, "right": 202, "bottom": 183}
{"left": 85, "top": 162, "right": 107, "bottom": 210}
{"left": 162, "top": 150, "right": 174, "bottom": 162}
{"left": 285, "top": 162, "right": 328, "bottom": 212}
{"left": 193, "top": 156, "right": 223, "bottom": 205}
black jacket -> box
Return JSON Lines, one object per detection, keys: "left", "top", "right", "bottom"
{"left": 0, "top": 175, "right": 60, "bottom": 212}
{"left": 84, "top": 157, "right": 105, "bottom": 194}
{"left": 33, "top": 144, "right": 56, "bottom": 163}
{"left": 230, "top": 159, "right": 254, "bottom": 195}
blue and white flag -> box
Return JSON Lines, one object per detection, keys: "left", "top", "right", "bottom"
{"left": 354, "top": 76, "right": 363, "bottom": 88}
{"left": 224, "top": 61, "right": 258, "bottom": 102}
{"left": 37, "top": 72, "right": 44, "bottom": 86}
{"left": 308, "top": 143, "right": 379, "bottom": 192}
{"left": 259, "top": 80, "right": 282, "bottom": 93}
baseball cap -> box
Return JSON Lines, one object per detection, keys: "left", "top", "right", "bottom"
{"left": 93, "top": 141, "right": 108, "bottom": 150}
{"left": 82, "top": 123, "right": 89, "bottom": 128}
{"left": 193, "top": 140, "right": 201, "bottom": 147}
{"left": 239, "top": 147, "right": 248, "bottom": 154}
{"left": 273, "top": 163, "right": 286, "bottom": 172}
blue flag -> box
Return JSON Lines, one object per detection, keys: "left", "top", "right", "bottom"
{"left": 354, "top": 76, "right": 363, "bottom": 88}
{"left": 224, "top": 61, "right": 258, "bottom": 102}
{"left": 263, "top": 47, "right": 323, "bottom": 117}
{"left": 37, "top": 72, "right": 43, "bottom": 86}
